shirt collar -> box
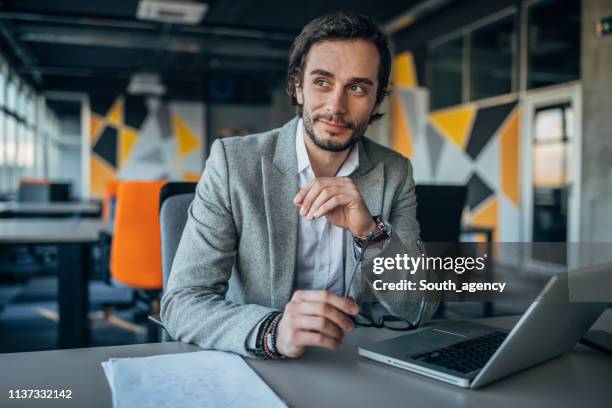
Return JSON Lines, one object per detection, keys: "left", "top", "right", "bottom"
{"left": 295, "top": 118, "right": 359, "bottom": 177}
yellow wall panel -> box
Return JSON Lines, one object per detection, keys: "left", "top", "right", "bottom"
{"left": 500, "top": 110, "right": 520, "bottom": 207}
{"left": 90, "top": 113, "right": 105, "bottom": 144}
{"left": 470, "top": 197, "right": 499, "bottom": 242}
{"left": 106, "top": 97, "right": 124, "bottom": 127}
{"left": 172, "top": 113, "right": 201, "bottom": 158}
{"left": 90, "top": 155, "right": 116, "bottom": 198}
{"left": 393, "top": 52, "right": 417, "bottom": 88}
{"left": 430, "top": 104, "right": 476, "bottom": 150}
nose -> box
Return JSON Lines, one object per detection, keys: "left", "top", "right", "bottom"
{"left": 325, "top": 87, "right": 348, "bottom": 116}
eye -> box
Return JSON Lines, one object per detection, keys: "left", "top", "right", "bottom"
{"left": 314, "top": 79, "right": 329, "bottom": 87}
{"left": 349, "top": 84, "right": 365, "bottom": 94}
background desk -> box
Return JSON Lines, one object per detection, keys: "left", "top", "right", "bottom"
{"left": 0, "top": 311, "right": 610, "bottom": 407}
{"left": 0, "top": 202, "right": 102, "bottom": 218}
{"left": 0, "top": 219, "right": 112, "bottom": 348}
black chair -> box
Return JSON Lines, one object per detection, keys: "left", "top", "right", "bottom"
{"left": 415, "top": 185, "right": 467, "bottom": 243}
{"left": 49, "top": 182, "right": 72, "bottom": 202}
{"left": 149, "top": 182, "right": 197, "bottom": 341}
{"left": 415, "top": 184, "right": 467, "bottom": 318}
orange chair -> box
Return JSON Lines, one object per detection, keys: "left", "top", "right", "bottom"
{"left": 106, "top": 180, "right": 166, "bottom": 341}
{"left": 111, "top": 180, "right": 166, "bottom": 290}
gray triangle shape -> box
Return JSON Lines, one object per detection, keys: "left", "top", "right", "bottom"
{"left": 156, "top": 104, "right": 173, "bottom": 140}
{"left": 399, "top": 88, "right": 425, "bottom": 142}
{"left": 426, "top": 123, "right": 444, "bottom": 177}
{"left": 136, "top": 148, "right": 164, "bottom": 165}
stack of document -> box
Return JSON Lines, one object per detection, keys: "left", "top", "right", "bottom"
{"left": 102, "top": 351, "right": 286, "bottom": 408}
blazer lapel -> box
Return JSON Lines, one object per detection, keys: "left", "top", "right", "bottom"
{"left": 262, "top": 118, "right": 300, "bottom": 309}
{"left": 344, "top": 140, "right": 385, "bottom": 300}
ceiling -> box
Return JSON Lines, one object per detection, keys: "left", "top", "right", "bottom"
{"left": 0, "top": 0, "right": 425, "bottom": 102}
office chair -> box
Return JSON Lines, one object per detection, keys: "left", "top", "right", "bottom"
{"left": 415, "top": 185, "right": 467, "bottom": 243}
{"left": 415, "top": 184, "right": 468, "bottom": 318}
{"left": 49, "top": 182, "right": 72, "bottom": 202}
{"left": 104, "top": 180, "right": 166, "bottom": 342}
{"left": 151, "top": 182, "right": 197, "bottom": 341}
{"left": 17, "top": 179, "right": 50, "bottom": 202}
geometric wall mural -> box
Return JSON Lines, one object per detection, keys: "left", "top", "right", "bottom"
{"left": 391, "top": 52, "right": 521, "bottom": 243}
{"left": 89, "top": 95, "right": 205, "bottom": 198}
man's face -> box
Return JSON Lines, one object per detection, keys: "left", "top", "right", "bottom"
{"left": 295, "top": 39, "right": 380, "bottom": 152}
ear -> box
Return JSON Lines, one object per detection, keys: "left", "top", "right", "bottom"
{"left": 295, "top": 81, "right": 304, "bottom": 105}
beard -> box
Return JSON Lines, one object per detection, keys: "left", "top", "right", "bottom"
{"left": 302, "top": 109, "right": 370, "bottom": 152}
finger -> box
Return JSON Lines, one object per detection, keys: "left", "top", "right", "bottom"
{"left": 289, "top": 301, "right": 354, "bottom": 332}
{"left": 312, "top": 194, "right": 352, "bottom": 218}
{"left": 299, "top": 179, "right": 340, "bottom": 216}
{"left": 292, "top": 290, "right": 359, "bottom": 316}
{"left": 289, "top": 301, "right": 355, "bottom": 332}
{"left": 293, "top": 315, "right": 344, "bottom": 340}
{"left": 294, "top": 178, "right": 327, "bottom": 205}
{"left": 292, "top": 330, "right": 342, "bottom": 351}
{"left": 305, "top": 186, "right": 345, "bottom": 219}
{"left": 294, "top": 177, "right": 345, "bottom": 206}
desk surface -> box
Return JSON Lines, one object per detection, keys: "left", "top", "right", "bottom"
{"left": 0, "top": 311, "right": 611, "bottom": 408}
{"left": 0, "top": 202, "right": 101, "bottom": 215}
{"left": 0, "top": 219, "right": 112, "bottom": 243}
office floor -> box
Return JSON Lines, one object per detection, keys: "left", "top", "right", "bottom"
{"left": 0, "top": 276, "right": 149, "bottom": 353}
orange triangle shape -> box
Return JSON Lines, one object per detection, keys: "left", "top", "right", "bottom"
{"left": 393, "top": 52, "right": 417, "bottom": 88}
{"left": 430, "top": 105, "right": 476, "bottom": 151}
{"left": 90, "top": 113, "right": 105, "bottom": 144}
{"left": 500, "top": 110, "right": 520, "bottom": 207}
{"left": 106, "top": 97, "right": 124, "bottom": 127}
{"left": 470, "top": 197, "right": 498, "bottom": 242}
{"left": 90, "top": 156, "right": 117, "bottom": 198}
{"left": 172, "top": 113, "right": 201, "bottom": 158}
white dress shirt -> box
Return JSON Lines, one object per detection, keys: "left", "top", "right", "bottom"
{"left": 247, "top": 119, "right": 359, "bottom": 348}
{"left": 294, "top": 119, "right": 359, "bottom": 295}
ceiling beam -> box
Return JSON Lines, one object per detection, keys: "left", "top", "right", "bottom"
{"left": 0, "top": 20, "right": 41, "bottom": 83}
{"left": 0, "top": 11, "right": 296, "bottom": 42}
{"left": 18, "top": 26, "right": 290, "bottom": 59}
{"left": 384, "top": 0, "right": 455, "bottom": 34}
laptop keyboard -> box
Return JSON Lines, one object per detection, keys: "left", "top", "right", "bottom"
{"left": 411, "top": 331, "right": 508, "bottom": 374}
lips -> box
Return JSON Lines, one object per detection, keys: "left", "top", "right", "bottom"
{"left": 319, "top": 119, "right": 350, "bottom": 132}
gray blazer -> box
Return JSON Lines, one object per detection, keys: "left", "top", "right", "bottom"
{"left": 161, "top": 117, "right": 439, "bottom": 357}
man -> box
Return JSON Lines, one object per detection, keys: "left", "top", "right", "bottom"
{"left": 161, "top": 11, "right": 438, "bottom": 359}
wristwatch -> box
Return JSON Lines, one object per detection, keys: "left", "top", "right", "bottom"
{"left": 353, "top": 215, "right": 390, "bottom": 248}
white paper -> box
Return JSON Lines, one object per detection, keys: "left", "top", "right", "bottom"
{"left": 101, "top": 351, "right": 286, "bottom": 408}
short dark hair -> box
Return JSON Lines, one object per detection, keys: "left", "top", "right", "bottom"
{"left": 286, "top": 11, "right": 392, "bottom": 123}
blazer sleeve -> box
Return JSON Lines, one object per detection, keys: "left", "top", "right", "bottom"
{"left": 160, "top": 139, "right": 275, "bottom": 358}
{"left": 358, "top": 159, "right": 440, "bottom": 323}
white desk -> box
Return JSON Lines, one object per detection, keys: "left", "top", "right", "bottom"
{"left": 0, "top": 219, "right": 112, "bottom": 348}
{"left": 0, "top": 311, "right": 610, "bottom": 407}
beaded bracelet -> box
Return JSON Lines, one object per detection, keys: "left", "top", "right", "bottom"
{"left": 256, "top": 312, "right": 279, "bottom": 351}
{"left": 262, "top": 312, "right": 283, "bottom": 359}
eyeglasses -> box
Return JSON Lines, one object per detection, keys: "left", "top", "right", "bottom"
{"left": 344, "top": 232, "right": 427, "bottom": 331}
{"left": 353, "top": 313, "right": 418, "bottom": 331}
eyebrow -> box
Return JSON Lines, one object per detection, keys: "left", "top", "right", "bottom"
{"left": 309, "top": 69, "right": 374, "bottom": 86}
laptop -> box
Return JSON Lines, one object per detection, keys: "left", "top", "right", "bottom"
{"left": 358, "top": 264, "right": 610, "bottom": 389}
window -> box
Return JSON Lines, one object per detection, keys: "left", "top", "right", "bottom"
{"left": 527, "top": 0, "right": 580, "bottom": 89}
{"left": 428, "top": 35, "right": 464, "bottom": 109}
{"left": 470, "top": 14, "right": 516, "bottom": 101}
{"left": 427, "top": 10, "right": 517, "bottom": 109}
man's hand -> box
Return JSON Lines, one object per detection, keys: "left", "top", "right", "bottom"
{"left": 294, "top": 177, "right": 377, "bottom": 238}
{"left": 276, "top": 290, "right": 359, "bottom": 358}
